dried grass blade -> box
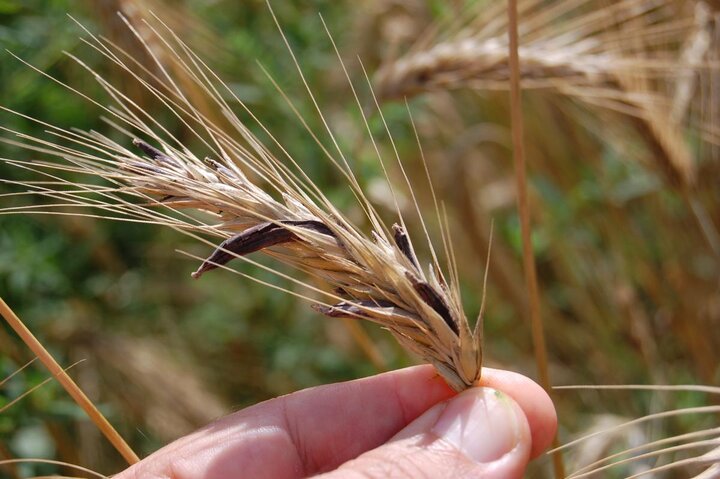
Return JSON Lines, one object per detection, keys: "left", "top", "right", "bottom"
{"left": 0, "top": 298, "right": 139, "bottom": 465}
{"left": 507, "top": 1, "right": 564, "bottom": 477}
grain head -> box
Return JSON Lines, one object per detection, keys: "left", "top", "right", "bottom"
{"left": 1, "top": 12, "right": 485, "bottom": 392}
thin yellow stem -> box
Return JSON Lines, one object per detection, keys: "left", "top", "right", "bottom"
{"left": 0, "top": 297, "right": 139, "bottom": 465}
{"left": 506, "top": 1, "right": 564, "bottom": 477}
{"left": 0, "top": 360, "right": 84, "bottom": 414}
{"left": 0, "top": 357, "right": 37, "bottom": 387}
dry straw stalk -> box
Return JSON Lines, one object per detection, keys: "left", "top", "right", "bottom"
{"left": 0, "top": 298, "right": 139, "bottom": 465}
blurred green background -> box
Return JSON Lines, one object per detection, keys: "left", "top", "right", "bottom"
{"left": 1, "top": 1, "right": 718, "bottom": 477}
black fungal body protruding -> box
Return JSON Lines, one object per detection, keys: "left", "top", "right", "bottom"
{"left": 283, "top": 220, "right": 335, "bottom": 237}
{"left": 405, "top": 272, "right": 458, "bottom": 335}
{"left": 133, "top": 138, "right": 176, "bottom": 165}
{"left": 392, "top": 223, "right": 420, "bottom": 270}
{"left": 192, "top": 220, "right": 336, "bottom": 279}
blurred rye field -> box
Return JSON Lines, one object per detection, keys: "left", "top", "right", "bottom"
{"left": 0, "top": 0, "right": 719, "bottom": 478}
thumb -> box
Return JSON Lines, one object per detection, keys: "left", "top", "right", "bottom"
{"left": 320, "top": 387, "right": 532, "bottom": 479}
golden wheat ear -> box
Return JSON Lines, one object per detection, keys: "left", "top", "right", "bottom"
{"left": 0, "top": 11, "right": 485, "bottom": 391}
{"left": 372, "top": 0, "right": 720, "bottom": 187}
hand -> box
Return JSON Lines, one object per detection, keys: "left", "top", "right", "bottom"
{"left": 115, "top": 366, "right": 557, "bottom": 479}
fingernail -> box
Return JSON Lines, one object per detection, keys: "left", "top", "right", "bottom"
{"left": 431, "top": 387, "right": 523, "bottom": 463}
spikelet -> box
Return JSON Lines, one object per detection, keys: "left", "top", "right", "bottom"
{"left": 0, "top": 14, "right": 483, "bottom": 391}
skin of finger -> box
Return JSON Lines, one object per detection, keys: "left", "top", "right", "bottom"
{"left": 114, "top": 366, "right": 555, "bottom": 479}
{"left": 317, "top": 388, "right": 532, "bottom": 479}
{"left": 115, "top": 365, "right": 455, "bottom": 479}
{"left": 478, "top": 368, "right": 557, "bottom": 458}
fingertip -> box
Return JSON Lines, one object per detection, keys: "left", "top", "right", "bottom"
{"left": 324, "top": 386, "right": 532, "bottom": 479}
{"left": 431, "top": 387, "right": 531, "bottom": 466}
{"left": 479, "top": 368, "right": 558, "bottom": 458}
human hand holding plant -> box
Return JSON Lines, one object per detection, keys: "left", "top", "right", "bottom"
{"left": 114, "top": 366, "right": 556, "bottom": 479}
